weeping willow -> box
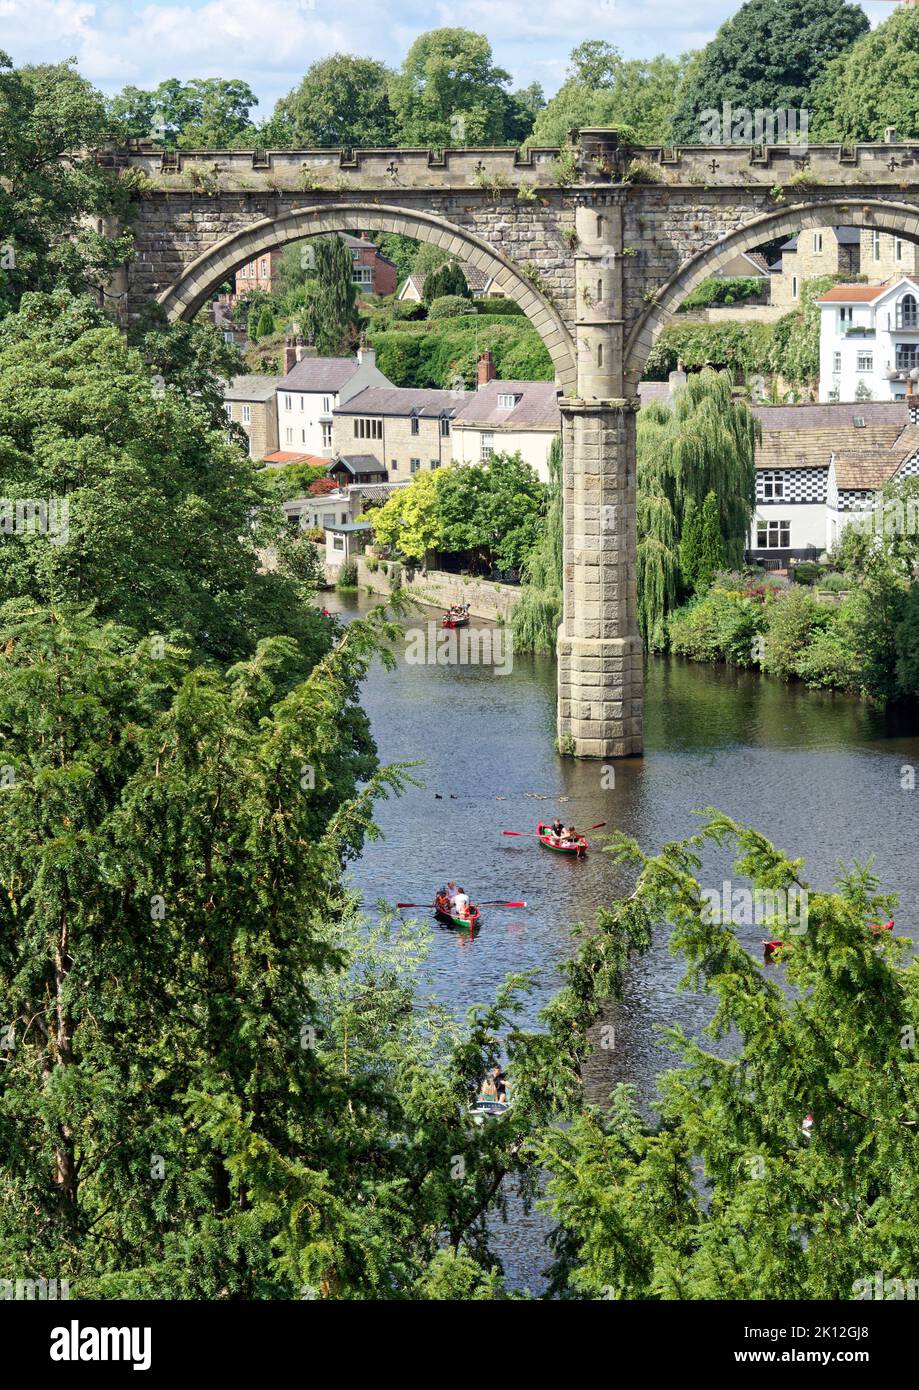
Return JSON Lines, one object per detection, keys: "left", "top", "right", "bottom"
{"left": 637, "top": 367, "right": 759, "bottom": 650}
{"left": 512, "top": 436, "right": 563, "bottom": 653}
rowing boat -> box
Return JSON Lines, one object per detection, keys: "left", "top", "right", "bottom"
{"left": 434, "top": 904, "right": 481, "bottom": 931}
{"left": 536, "top": 822, "right": 588, "bottom": 857}
{"left": 441, "top": 613, "right": 470, "bottom": 629}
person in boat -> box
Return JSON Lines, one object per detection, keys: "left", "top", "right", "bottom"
{"left": 453, "top": 886, "right": 471, "bottom": 919}
{"left": 478, "top": 1073, "right": 498, "bottom": 1102}
{"left": 490, "top": 1067, "right": 509, "bottom": 1105}
{"left": 434, "top": 887, "right": 451, "bottom": 915}
{"left": 561, "top": 825, "right": 581, "bottom": 844}
{"left": 549, "top": 817, "right": 565, "bottom": 843}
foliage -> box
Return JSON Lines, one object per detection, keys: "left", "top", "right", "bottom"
{"left": 263, "top": 56, "right": 394, "bottom": 147}
{"left": 539, "top": 813, "right": 919, "bottom": 1300}
{"left": 303, "top": 237, "right": 357, "bottom": 355}
{"left": 423, "top": 262, "right": 471, "bottom": 304}
{"left": 670, "top": 0, "right": 869, "bottom": 143}
{"left": 636, "top": 370, "right": 759, "bottom": 649}
{"left": 427, "top": 295, "right": 477, "bottom": 321}
{"left": 811, "top": 7, "right": 919, "bottom": 141}
{"left": 0, "top": 52, "right": 133, "bottom": 315}
{"left": 368, "top": 317, "right": 552, "bottom": 390}
{"left": 644, "top": 321, "right": 775, "bottom": 381}
{"left": 668, "top": 587, "right": 766, "bottom": 665}
{"left": 529, "top": 41, "right": 690, "bottom": 147}
{"left": 370, "top": 468, "right": 444, "bottom": 561}
{"left": 679, "top": 276, "right": 767, "bottom": 310}
{"left": 336, "top": 560, "right": 359, "bottom": 590}
{"left": 109, "top": 77, "right": 258, "bottom": 147}
{"left": 387, "top": 28, "right": 515, "bottom": 146}
{"left": 512, "top": 438, "right": 563, "bottom": 654}
{"left": 436, "top": 455, "right": 547, "bottom": 573}
{"left": 260, "top": 462, "right": 330, "bottom": 502}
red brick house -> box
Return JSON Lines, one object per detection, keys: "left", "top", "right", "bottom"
{"left": 234, "top": 234, "right": 396, "bottom": 299}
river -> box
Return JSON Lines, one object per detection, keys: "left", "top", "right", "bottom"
{"left": 324, "top": 590, "right": 919, "bottom": 1290}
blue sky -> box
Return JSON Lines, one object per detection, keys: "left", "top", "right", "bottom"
{"left": 3, "top": 0, "right": 895, "bottom": 113}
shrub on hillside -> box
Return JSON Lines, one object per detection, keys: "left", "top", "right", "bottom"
{"left": 428, "top": 295, "right": 478, "bottom": 320}
{"left": 668, "top": 589, "right": 764, "bottom": 666}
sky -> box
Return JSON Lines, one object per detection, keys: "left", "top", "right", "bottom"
{"left": 0, "top": 0, "right": 897, "bottom": 115}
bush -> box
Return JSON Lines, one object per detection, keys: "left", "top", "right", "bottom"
{"left": 305, "top": 526, "right": 325, "bottom": 543}
{"left": 336, "top": 559, "right": 358, "bottom": 590}
{"left": 428, "top": 295, "right": 478, "bottom": 321}
{"left": 762, "top": 586, "right": 830, "bottom": 680}
{"left": 474, "top": 297, "right": 524, "bottom": 316}
{"left": 644, "top": 321, "right": 775, "bottom": 380}
{"left": 680, "top": 277, "right": 767, "bottom": 311}
{"left": 668, "top": 589, "right": 764, "bottom": 666}
{"left": 791, "top": 562, "right": 824, "bottom": 585}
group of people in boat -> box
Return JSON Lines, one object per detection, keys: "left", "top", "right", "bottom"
{"left": 477, "top": 1065, "right": 510, "bottom": 1107}
{"left": 443, "top": 603, "right": 470, "bottom": 624}
{"left": 434, "top": 881, "right": 474, "bottom": 920}
{"left": 545, "top": 817, "right": 582, "bottom": 847}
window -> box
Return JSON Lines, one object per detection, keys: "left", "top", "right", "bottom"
{"left": 283, "top": 394, "right": 292, "bottom": 411}
{"left": 351, "top": 266, "right": 373, "bottom": 286}
{"left": 761, "top": 471, "right": 785, "bottom": 500}
{"left": 322, "top": 396, "right": 331, "bottom": 413}
{"left": 260, "top": 258, "right": 268, "bottom": 278}
{"left": 341, "top": 513, "right": 348, "bottom": 525}
{"left": 299, "top": 396, "right": 304, "bottom": 410}
{"left": 285, "top": 427, "right": 293, "bottom": 443}
{"left": 224, "top": 402, "right": 233, "bottom": 419}
{"left": 410, "top": 458, "right": 421, "bottom": 473}
{"left": 839, "top": 306, "right": 853, "bottom": 328}
{"left": 897, "top": 294, "right": 918, "bottom": 329}
{"left": 597, "top": 342, "right": 603, "bottom": 368}
{"left": 497, "top": 393, "right": 519, "bottom": 409}
{"left": 440, "top": 416, "right": 451, "bottom": 436}
{"left": 481, "top": 431, "right": 495, "bottom": 461}
{"left": 757, "top": 519, "right": 791, "bottom": 549}
{"left": 242, "top": 404, "right": 251, "bottom": 424}
{"left": 872, "top": 231, "right": 881, "bottom": 261}
{"left": 332, "top": 535, "right": 345, "bottom": 552}
{"left": 896, "top": 343, "right": 919, "bottom": 370}
{"left": 896, "top": 238, "right": 904, "bottom": 262}
{"left": 410, "top": 413, "right": 420, "bottom": 436}
{"left": 321, "top": 423, "right": 332, "bottom": 448}
{"left": 856, "top": 351, "right": 874, "bottom": 372}
{"left": 833, "top": 351, "right": 842, "bottom": 372}
{"left": 301, "top": 429, "right": 306, "bottom": 443}
{"left": 390, "top": 458, "right": 398, "bottom": 472}
{"left": 792, "top": 275, "right": 798, "bottom": 300}
{"left": 430, "top": 459, "right": 438, "bottom": 470}
{"left": 813, "top": 232, "right": 823, "bottom": 254}
{"left": 353, "top": 418, "right": 382, "bottom": 440}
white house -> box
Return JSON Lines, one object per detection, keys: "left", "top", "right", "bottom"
{"left": 276, "top": 345, "right": 392, "bottom": 458}
{"left": 817, "top": 278, "right": 919, "bottom": 403}
{"left": 747, "top": 401, "right": 918, "bottom": 562}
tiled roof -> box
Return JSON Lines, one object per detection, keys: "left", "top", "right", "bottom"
{"left": 336, "top": 386, "right": 459, "bottom": 417}
{"left": 223, "top": 374, "right": 281, "bottom": 402}
{"left": 262, "top": 450, "right": 327, "bottom": 467}
{"left": 817, "top": 277, "right": 919, "bottom": 304}
{"left": 753, "top": 402, "right": 910, "bottom": 471}
{"left": 282, "top": 356, "right": 363, "bottom": 391}
{"left": 742, "top": 251, "right": 772, "bottom": 275}
{"left": 832, "top": 424, "right": 919, "bottom": 489}
{"left": 332, "top": 454, "right": 386, "bottom": 473}
{"left": 453, "top": 379, "right": 560, "bottom": 428}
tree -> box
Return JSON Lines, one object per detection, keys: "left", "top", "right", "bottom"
{"left": 512, "top": 437, "right": 563, "bottom": 654}
{"left": 0, "top": 290, "right": 329, "bottom": 672}
{"left": 636, "top": 369, "right": 758, "bottom": 648}
{"left": 696, "top": 490, "right": 726, "bottom": 591}
{"left": 388, "top": 28, "right": 513, "bottom": 146}
{"left": 109, "top": 77, "right": 258, "bottom": 147}
{"left": 530, "top": 43, "right": 689, "bottom": 147}
{"left": 265, "top": 56, "right": 394, "bottom": 148}
{"left": 811, "top": 6, "right": 919, "bottom": 141}
{"left": 304, "top": 237, "right": 357, "bottom": 355}
{"left": 256, "top": 305, "right": 276, "bottom": 339}
{"left": 0, "top": 53, "right": 132, "bottom": 313}
{"left": 423, "top": 261, "right": 470, "bottom": 304}
{"left": 669, "top": 0, "right": 869, "bottom": 144}
{"left": 370, "top": 467, "right": 444, "bottom": 560}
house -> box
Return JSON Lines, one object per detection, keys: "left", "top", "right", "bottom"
{"left": 327, "top": 455, "right": 388, "bottom": 487}
{"left": 222, "top": 375, "right": 282, "bottom": 459}
{"left": 858, "top": 229, "right": 918, "bottom": 283}
{"left": 323, "top": 521, "right": 374, "bottom": 567}
{"left": 398, "top": 262, "right": 504, "bottom": 302}
{"left": 746, "top": 401, "right": 918, "bottom": 562}
{"left": 711, "top": 250, "right": 773, "bottom": 287}
{"left": 771, "top": 227, "right": 861, "bottom": 309}
{"left": 451, "top": 353, "right": 561, "bottom": 482}
{"left": 816, "top": 278, "right": 919, "bottom": 402}
{"left": 235, "top": 248, "right": 282, "bottom": 296}
{"left": 276, "top": 344, "right": 393, "bottom": 458}
{"left": 341, "top": 233, "right": 398, "bottom": 297}
{"left": 331, "top": 385, "right": 461, "bottom": 477}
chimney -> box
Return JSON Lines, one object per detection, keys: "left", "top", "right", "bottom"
{"left": 668, "top": 367, "right": 688, "bottom": 396}
{"left": 357, "top": 339, "right": 375, "bottom": 368}
{"left": 885, "top": 126, "right": 898, "bottom": 143}
{"left": 477, "top": 351, "right": 496, "bottom": 387}
{"left": 283, "top": 337, "right": 297, "bottom": 375}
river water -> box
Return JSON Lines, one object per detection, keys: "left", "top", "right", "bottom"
{"left": 325, "top": 590, "right": 919, "bottom": 1290}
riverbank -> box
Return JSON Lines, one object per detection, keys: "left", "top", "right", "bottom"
{"left": 355, "top": 557, "right": 522, "bottom": 623}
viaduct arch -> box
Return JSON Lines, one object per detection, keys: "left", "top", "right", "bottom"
{"left": 107, "top": 134, "right": 919, "bottom": 757}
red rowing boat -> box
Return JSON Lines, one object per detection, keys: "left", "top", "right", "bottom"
{"left": 434, "top": 903, "right": 481, "bottom": 931}
{"left": 536, "top": 822, "right": 588, "bottom": 857}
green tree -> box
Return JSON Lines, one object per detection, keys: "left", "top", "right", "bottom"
{"left": 670, "top": 0, "right": 869, "bottom": 143}
{"left": 512, "top": 437, "right": 563, "bottom": 654}
{"left": 423, "top": 261, "right": 470, "bottom": 304}
{"left": 636, "top": 369, "right": 758, "bottom": 647}
{"left": 370, "top": 467, "right": 444, "bottom": 560}
{"left": 388, "top": 28, "right": 513, "bottom": 146}
{"left": 265, "top": 56, "right": 394, "bottom": 148}
{"left": 257, "top": 305, "right": 276, "bottom": 338}
{"left": 531, "top": 42, "right": 690, "bottom": 147}
{"left": 109, "top": 77, "right": 258, "bottom": 147}
{"left": 678, "top": 494, "right": 703, "bottom": 591}
{"left": 0, "top": 53, "right": 133, "bottom": 314}
{"left": 437, "top": 455, "right": 546, "bottom": 573}
{"left": 696, "top": 490, "right": 726, "bottom": 591}
{"left": 304, "top": 237, "right": 357, "bottom": 355}
{"left": 811, "top": 7, "right": 919, "bottom": 141}
{"left": 894, "top": 582, "right": 919, "bottom": 699}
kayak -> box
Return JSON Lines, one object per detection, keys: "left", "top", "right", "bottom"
{"left": 434, "top": 904, "right": 481, "bottom": 931}
{"left": 537, "top": 822, "right": 588, "bottom": 857}
{"left": 442, "top": 614, "right": 469, "bottom": 629}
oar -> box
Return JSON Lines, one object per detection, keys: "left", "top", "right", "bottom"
{"left": 478, "top": 899, "right": 527, "bottom": 908}
{"left": 396, "top": 901, "right": 434, "bottom": 909}
{"left": 502, "top": 821, "right": 607, "bottom": 837}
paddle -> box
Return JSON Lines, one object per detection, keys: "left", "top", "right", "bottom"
{"left": 396, "top": 899, "right": 526, "bottom": 909}
{"left": 502, "top": 821, "right": 607, "bottom": 837}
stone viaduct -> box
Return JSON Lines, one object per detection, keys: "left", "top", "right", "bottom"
{"left": 101, "top": 131, "right": 919, "bottom": 757}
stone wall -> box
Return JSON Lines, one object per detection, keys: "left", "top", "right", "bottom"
{"left": 355, "top": 559, "right": 521, "bottom": 623}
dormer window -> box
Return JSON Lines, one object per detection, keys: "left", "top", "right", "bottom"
{"left": 410, "top": 411, "right": 420, "bottom": 435}
{"left": 497, "top": 393, "right": 519, "bottom": 409}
